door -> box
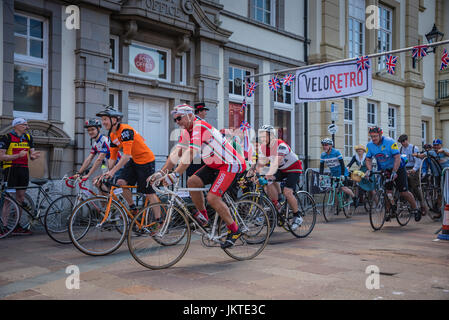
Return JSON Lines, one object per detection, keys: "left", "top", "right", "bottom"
{"left": 128, "top": 96, "right": 169, "bottom": 171}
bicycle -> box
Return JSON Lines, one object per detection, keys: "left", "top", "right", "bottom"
{"left": 367, "top": 171, "right": 412, "bottom": 231}
{"left": 126, "top": 177, "right": 270, "bottom": 270}
{"left": 321, "top": 176, "right": 355, "bottom": 222}
{"left": 238, "top": 174, "right": 316, "bottom": 238}
{"left": 68, "top": 179, "right": 151, "bottom": 256}
{"left": 417, "top": 151, "right": 443, "bottom": 220}
{"left": 44, "top": 175, "right": 97, "bottom": 244}
{"left": 0, "top": 178, "right": 59, "bottom": 238}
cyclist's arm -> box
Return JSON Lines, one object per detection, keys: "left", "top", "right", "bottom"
{"left": 109, "top": 153, "right": 131, "bottom": 176}
{"left": 365, "top": 157, "right": 373, "bottom": 171}
{"left": 266, "top": 155, "right": 281, "bottom": 176}
{"left": 0, "top": 149, "right": 27, "bottom": 161}
{"left": 162, "top": 145, "right": 184, "bottom": 172}
{"left": 392, "top": 154, "right": 400, "bottom": 173}
{"left": 319, "top": 162, "right": 324, "bottom": 175}
{"left": 347, "top": 156, "right": 356, "bottom": 169}
{"left": 339, "top": 159, "right": 345, "bottom": 175}
{"left": 85, "top": 153, "right": 106, "bottom": 179}
{"left": 173, "top": 147, "right": 196, "bottom": 176}
{"left": 77, "top": 153, "right": 95, "bottom": 174}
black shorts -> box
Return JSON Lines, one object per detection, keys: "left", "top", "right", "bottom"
{"left": 274, "top": 171, "right": 300, "bottom": 191}
{"left": 3, "top": 167, "right": 29, "bottom": 189}
{"left": 385, "top": 167, "right": 408, "bottom": 192}
{"left": 118, "top": 160, "right": 155, "bottom": 194}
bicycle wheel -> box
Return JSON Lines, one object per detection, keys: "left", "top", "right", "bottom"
{"left": 396, "top": 194, "right": 411, "bottom": 226}
{"left": 322, "top": 189, "right": 338, "bottom": 222}
{"left": 239, "top": 192, "right": 277, "bottom": 236}
{"left": 369, "top": 191, "right": 386, "bottom": 231}
{"left": 69, "top": 196, "right": 127, "bottom": 256}
{"left": 0, "top": 196, "right": 20, "bottom": 238}
{"left": 220, "top": 200, "right": 270, "bottom": 261}
{"left": 342, "top": 192, "right": 355, "bottom": 218}
{"left": 17, "top": 192, "right": 37, "bottom": 229}
{"left": 286, "top": 191, "right": 317, "bottom": 238}
{"left": 127, "top": 202, "right": 190, "bottom": 270}
{"left": 44, "top": 194, "right": 77, "bottom": 244}
{"left": 419, "top": 157, "right": 442, "bottom": 215}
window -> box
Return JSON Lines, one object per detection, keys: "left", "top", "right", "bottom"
{"left": 110, "top": 35, "right": 119, "bottom": 72}
{"left": 109, "top": 90, "right": 119, "bottom": 110}
{"left": 344, "top": 99, "right": 355, "bottom": 158}
{"left": 367, "top": 102, "right": 377, "bottom": 126}
{"left": 180, "top": 53, "right": 187, "bottom": 85}
{"left": 377, "top": 5, "right": 393, "bottom": 70}
{"left": 388, "top": 106, "right": 397, "bottom": 140}
{"left": 14, "top": 12, "right": 48, "bottom": 119}
{"left": 129, "top": 42, "right": 170, "bottom": 81}
{"left": 348, "top": 0, "right": 365, "bottom": 58}
{"left": 422, "top": 121, "right": 428, "bottom": 147}
{"left": 254, "top": 0, "right": 275, "bottom": 26}
{"left": 228, "top": 66, "right": 253, "bottom": 128}
{"left": 274, "top": 81, "right": 292, "bottom": 105}
{"left": 274, "top": 109, "right": 292, "bottom": 147}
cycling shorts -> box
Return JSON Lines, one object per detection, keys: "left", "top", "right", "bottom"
{"left": 193, "top": 165, "right": 238, "bottom": 197}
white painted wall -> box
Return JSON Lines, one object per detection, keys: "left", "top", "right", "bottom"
{"left": 220, "top": 15, "right": 304, "bottom": 61}
{"left": 218, "top": 47, "right": 224, "bottom": 130}
{"left": 419, "top": 0, "right": 436, "bottom": 100}
{"left": 220, "top": 0, "right": 248, "bottom": 17}
{"left": 60, "top": 6, "right": 76, "bottom": 139}
{"left": 284, "top": 0, "right": 304, "bottom": 36}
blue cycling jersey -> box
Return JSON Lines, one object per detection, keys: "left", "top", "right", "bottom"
{"left": 320, "top": 148, "right": 349, "bottom": 177}
{"left": 366, "top": 136, "right": 403, "bottom": 170}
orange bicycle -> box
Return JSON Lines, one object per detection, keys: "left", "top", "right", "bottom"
{"left": 68, "top": 179, "right": 154, "bottom": 256}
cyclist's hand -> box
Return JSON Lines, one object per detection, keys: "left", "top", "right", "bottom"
{"left": 103, "top": 171, "right": 113, "bottom": 180}
{"left": 18, "top": 150, "right": 28, "bottom": 158}
{"left": 82, "top": 175, "right": 89, "bottom": 181}
{"left": 163, "top": 172, "right": 178, "bottom": 186}
{"left": 148, "top": 171, "right": 163, "bottom": 183}
{"left": 391, "top": 171, "right": 398, "bottom": 181}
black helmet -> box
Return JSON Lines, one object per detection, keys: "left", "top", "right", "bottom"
{"left": 84, "top": 119, "right": 101, "bottom": 129}
{"left": 96, "top": 106, "right": 123, "bottom": 119}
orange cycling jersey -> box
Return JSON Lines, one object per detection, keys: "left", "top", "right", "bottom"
{"left": 109, "top": 123, "right": 155, "bottom": 164}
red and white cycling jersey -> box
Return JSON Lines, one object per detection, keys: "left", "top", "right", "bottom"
{"left": 259, "top": 139, "right": 303, "bottom": 173}
{"left": 178, "top": 120, "right": 246, "bottom": 173}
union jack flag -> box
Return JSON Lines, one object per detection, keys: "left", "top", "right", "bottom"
{"left": 441, "top": 48, "right": 449, "bottom": 71}
{"left": 281, "top": 74, "right": 295, "bottom": 86}
{"left": 240, "top": 121, "right": 251, "bottom": 131}
{"left": 412, "top": 45, "right": 428, "bottom": 59}
{"left": 268, "top": 77, "right": 281, "bottom": 92}
{"left": 385, "top": 55, "right": 398, "bottom": 75}
{"left": 246, "top": 82, "right": 257, "bottom": 97}
{"left": 241, "top": 99, "right": 247, "bottom": 112}
{"left": 356, "top": 55, "right": 370, "bottom": 71}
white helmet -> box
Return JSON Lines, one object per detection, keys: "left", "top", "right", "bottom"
{"left": 259, "top": 125, "right": 275, "bottom": 132}
{"left": 321, "top": 138, "right": 333, "bottom": 146}
{"left": 171, "top": 104, "right": 194, "bottom": 115}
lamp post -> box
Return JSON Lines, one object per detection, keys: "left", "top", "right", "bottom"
{"left": 425, "top": 24, "right": 444, "bottom": 53}
{"left": 330, "top": 102, "right": 338, "bottom": 146}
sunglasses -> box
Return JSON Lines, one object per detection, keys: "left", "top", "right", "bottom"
{"left": 173, "top": 116, "right": 183, "bottom": 123}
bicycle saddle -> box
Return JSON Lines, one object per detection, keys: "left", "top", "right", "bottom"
{"left": 30, "top": 178, "right": 48, "bottom": 186}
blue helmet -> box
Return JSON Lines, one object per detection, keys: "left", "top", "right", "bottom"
{"left": 433, "top": 138, "right": 443, "bottom": 145}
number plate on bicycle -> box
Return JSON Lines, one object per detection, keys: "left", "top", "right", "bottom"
{"left": 319, "top": 176, "right": 331, "bottom": 189}
{"left": 113, "top": 188, "right": 123, "bottom": 195}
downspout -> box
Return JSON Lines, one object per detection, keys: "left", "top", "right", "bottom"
{"left": 303, "top": 0, "right": 309, "bottom": 170}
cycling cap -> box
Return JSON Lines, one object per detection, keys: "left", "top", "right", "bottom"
{"left": 321, "top": 138, "right": 333, "bottom": 146}
{"left": 96, "top": 106, "right": 123, "bottom": 119}
{"left": 84, "top": 119, "right": 101, "bottom": 129}
{"left": 433, "top": 138, "right": 443, "bottom": 145}
{"left": 368, "top": 126, "right": 383, "bottom": 135}
{"left": 171, "top": 104, "right": 194, "bottom": 116}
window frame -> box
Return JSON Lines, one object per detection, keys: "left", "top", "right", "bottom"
{"left": 367, "top": 102, "right": 378, "bottom": 126}
{"left": 388, "top": 105, "right": 397, "bottom": 140}
{"left": 128, "top": 41, "right": 172, "bottom": 82}
{"left": 254, "top": 0, "right": 276, "bottom": 27}
{"left": 377, "top": 4, "right": 393, "bottom": 70}
{"left": 344, "top": 98, "right": 355, "bottom": 159}
{"left": 228, "top": 65, "right": 255, "bottom": 126}
{"left": 13, "top": 11, "right": 48, "bottom": 120}
{"left": 110, "top": 35, "right": 119, "bottom": 73}
{"left": 422, "top": 121, "right": 428, "bottom": 147}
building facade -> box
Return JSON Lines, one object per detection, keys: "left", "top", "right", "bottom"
{"left": 0, "top": 0, "right": 308, "bottom": 179}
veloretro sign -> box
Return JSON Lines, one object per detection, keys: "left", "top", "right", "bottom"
{"left": 295, "top": 61, "right": 372, "bottom": 103}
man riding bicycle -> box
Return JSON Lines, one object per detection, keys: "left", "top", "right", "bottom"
{"left": 148, "top": 104, "right": 247, "bottom": 249}
{"left": 96, "top": 106, "right": 160, "bottom": 217}
{"left": 249, "top": 125, "right": 303, "bottom": 230}
{"left": 364, "top": 126, "right": 421, "bottom": 222}
{"left": 319, "top": 138, "right": 356, "bottom": 206}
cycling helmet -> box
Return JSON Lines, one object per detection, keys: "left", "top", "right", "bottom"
{"left": 171, "top": 104, "right": 194, "bottom": 115}
{"left": 368, "top": 126, "right": 383, "bottom": 135}
{"left": 321, "top": 138, "right": 333, "bottom": 146}
{"left": 95, "top": 106, "right": 123, "bottom": 119}
{"left": 259, "top": 125, "right": 275, "bottom": 132}
{"left": 84, "top": 119, "right": 101, "bottom": 129}
{"left": 433, "top": 138, "right": 443, "bottom": 145}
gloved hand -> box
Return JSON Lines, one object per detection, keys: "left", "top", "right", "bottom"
{"left": 148, "top": 171, "right": 164, "bottom": 184}
{"left": 163, "top": 172, "right": 178, "bottom": 186}
{"left": 390, "top": 171, "right": 398, "bottom": 181}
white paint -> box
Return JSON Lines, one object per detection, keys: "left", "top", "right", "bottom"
{"left": 60, "top": 6, "right": 76, "bottom": 139}
{"left": 419, "top": 0, "right": 436, "bottom": 101}
{"left": 218, "top": 47, "right": 224, "bottom": 130}
{"left": 220, "top": 0, "right": 248, "bottom": 17}
{"left": 263, "top": 60, "right": 271, "bottom": 124}
{"left": 284, "top": 0, "right": 304, "bottom": 36}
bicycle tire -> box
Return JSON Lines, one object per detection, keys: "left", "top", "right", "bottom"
{"left": 0, "top": 196, "right": 20, "bottom": 239}
{"left": 322, "top": 189, "right": 338, "bottom": 222}
{"left": 419, "top": 157, "right": 442, "bottom": 216}
{"left": 220, "top": 200, "right": 270, "bottom": 261}
{"left": 342, "top": 192, "right": 355, "bottom": 218}
{"left": 44, "top": 194, "right": 78, "bottom": 244}
{"left": 369, "top": 191, "right": 386, "bottom": 231}
{"left": 239, "top": 192, "right": 277, "bottom": 236}
{"left": 69, "top": 196, "right": 128, "bottom": 256}
{"left": 286, "top": 191, "right": 317, "bottom": 238}
{"left": 396, "top": 192, "right": 411, "bottom": 226}
{"left": 127, "top": 202, "right": 190, "bottom": 270}
{"left": 18, "top": 192, "right": 38, "bottom": 229}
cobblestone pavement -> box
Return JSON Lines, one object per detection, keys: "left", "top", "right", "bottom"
{"left": 1, "top": 210, "right": 448, "bottom": 300}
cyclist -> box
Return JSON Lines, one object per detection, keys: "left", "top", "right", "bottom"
{"left": 148, "top": 104, "right": 247, "bottom": 249}
{"left": 74, "top": 119, "right": 121, "bottom": 194}
{"left": 319, "top": 138, "right": 356, "bottom": 207}
{"left": 364, "top": 126, "right": 421, "bottom": 221}
{"left": 0, "top": 118, "right": 40, "bottom": 235}
{"left": 398, "top": 134, "right": 428, "bottom": 216}
{"left": 96, "top": 106, "right": 160, "bottom": 218}
{"left": 249, "top": 125, "right": 303, "bottom": 230}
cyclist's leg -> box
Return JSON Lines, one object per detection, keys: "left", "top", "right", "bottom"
{"left": 396, "top": 167, "right": 417, "bottom": 210}
{"left": 281, "top": 171, "right": 300, "bottom": 213}
{"left": 116, "top": 160, "right": 137, "bottom": 207}
{"left": 136, "top": 160, "right": 161, "bottom": 218}
{"left": 188, "top": 165, "right": 213, "bottom": 214}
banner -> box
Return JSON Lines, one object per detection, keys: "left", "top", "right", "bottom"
{"left": 295, "top": 61, "right": 372, "bottom": 103}
{"left": 129, "top": 44, "right": 160, "bottom": 78}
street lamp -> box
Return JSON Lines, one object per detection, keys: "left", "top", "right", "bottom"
{"left": 425, "top": 24, "right": 444, "bottom": 53}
